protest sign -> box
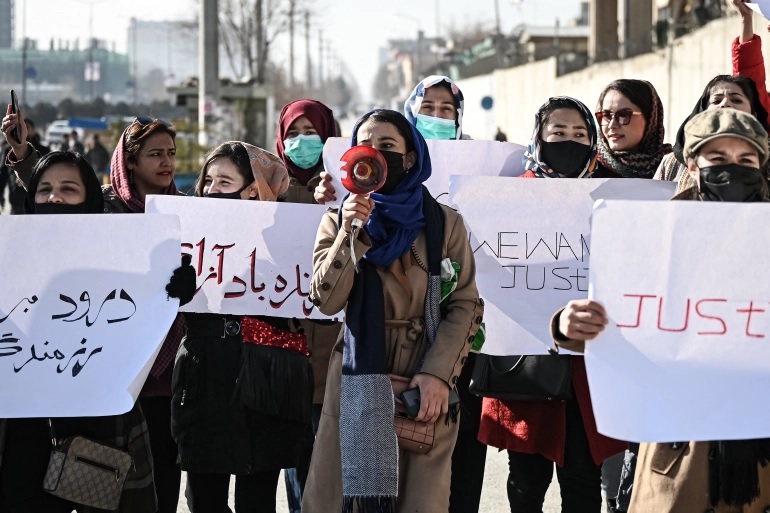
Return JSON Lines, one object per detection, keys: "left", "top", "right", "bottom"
{"left": 323, "top": 137, "right": 527, "bottom": 204}
{"left": 146, "top": 195, "right": 338, "bottom": 319}
{"left": 449, "top": 176, "right": 676, "bottom": 355}
{"left": 586, "top": 200, "right": 770, "bottom": 442}
{"left": 0, "top": 214, "right": 181, "bottom": 417}
{"left": 747, "top": 0, "right": 770, "bottom": 20}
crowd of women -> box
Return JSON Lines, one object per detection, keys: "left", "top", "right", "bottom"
{"left": 0, "top": 1, "right": 769, "bottom": 512}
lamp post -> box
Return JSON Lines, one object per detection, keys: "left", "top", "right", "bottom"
{"left": 70, "top": 0, "right": 107, "bottom": 101}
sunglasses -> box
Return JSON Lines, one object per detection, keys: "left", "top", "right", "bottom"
{"left": 133, "top": 116, "right": 173, "bottom": 128}
{"left": 595, "top": 109, "right": 642, "bottom": 126}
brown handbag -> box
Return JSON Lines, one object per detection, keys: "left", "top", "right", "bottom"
{"left": 390, "top": 374, "right": 434, "bottom": 454}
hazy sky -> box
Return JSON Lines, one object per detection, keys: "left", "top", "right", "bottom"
{"left": 18, "top": 0, "right": 580, "bottom": 99}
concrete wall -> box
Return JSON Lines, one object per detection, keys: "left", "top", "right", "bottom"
{"left": 460, "top": 13, "right": 770, "bottom": 146}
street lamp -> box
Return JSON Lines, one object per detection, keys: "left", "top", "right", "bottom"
{"left": 70, "top": 0, "right": 107, "bottom": 101}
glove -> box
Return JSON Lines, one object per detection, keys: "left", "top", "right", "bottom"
{"left": 166, "top": 254, "right": 197, "bottom": 306}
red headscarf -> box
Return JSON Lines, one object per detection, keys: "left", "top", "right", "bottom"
{"left": 276, "top": 99, "right": 336, "bottom": 186}
{"left": 110, "top": 123, "right": 179, "bottom": 213}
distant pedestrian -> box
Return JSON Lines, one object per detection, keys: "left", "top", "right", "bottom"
{"left": 85, "top": 133, "right": 110, "bottom": 182}
{"left": 58, "top": 132, "right": 70, "bottom": 152}
{"left": 494, "top": 127, "right": 508, "bottom": 142}
{"left": 69, "top": 130, "right": 84, "bottom": 154}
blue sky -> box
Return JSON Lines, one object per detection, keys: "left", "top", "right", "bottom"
{"left": 20, "top": 0, "right": 581, "bottom": 99}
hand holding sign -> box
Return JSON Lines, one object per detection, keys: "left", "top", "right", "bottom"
{"left": 744, "top": 0, "right": 770, "bottom": 20}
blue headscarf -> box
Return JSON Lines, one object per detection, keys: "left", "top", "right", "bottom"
{"left": 404, "top": 75, "right": 465, "bottom": 139}
{"left": 349, "top": 109, "right": 432, "bottom": 267}
{"left": 522, "top": 96, "right": 598, "bottom": 178}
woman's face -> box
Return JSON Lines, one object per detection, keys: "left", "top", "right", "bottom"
{"left": 599, "top": 90, "right": 647, "bottom": 152}
{"left": 203, "top": 158, "right": 256, "bottom": 199}
{"left": 286, "top": 116, "right": 318, "bottom": 138}
{"left": 419, "top": 86, "right": 457, "bottom": 120}
{"left": 35, "top": 164, "right": 86, "bottom": 205}
{"left": 707, "top": 81, "right": 752, "bottom": 114}
{"left": 130, "top": 132, "right": 176, "bottom": 191}
{"left": 356, "top": 118, "right": 417, "bottom": 169}
{"left": 540, "top": 108, "right": 590, "bottom": 145}
{"left": 687, "top": 138, "right": 761, "bottom": 184}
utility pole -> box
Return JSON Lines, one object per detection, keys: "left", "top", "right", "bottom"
{"left": 318, "top": 30, "right": 323, "bottom": 86}
{"left": 199, "top": 0, "right": 219, "bottom": 146}
{"left": 305, "top": 10, "right": 312, "bottom": 89}
{"left": 288, "top": 0, "right": 295, "bottom": 86}
{"left": 21, "top": 0, "right": 27, "bottom": 107}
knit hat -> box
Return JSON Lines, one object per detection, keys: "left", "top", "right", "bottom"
{"left": 236, "top": 142, "right": 290, "bottom": 201}
{"left": 684, "top": 109, "right": 769, "bottom": 165}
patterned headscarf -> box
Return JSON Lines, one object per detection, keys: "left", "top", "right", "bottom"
{"left": 239, "top": 142, "right": 290, "bottom": 201}
{"left": 404, "top": 75, "right": 465, "bottom": 139}
{"left": 596, "top": 80, "right": 672, "bottom": 178}
{"left": 276, "top": 99, "right": 336, "bottom": 186}
{"left": 523, "top": 96, "right": 599, "bottom": 178}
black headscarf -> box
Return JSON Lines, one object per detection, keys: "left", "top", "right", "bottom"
{"left": 24, "top": 151, "right": 104, "bottom": 214}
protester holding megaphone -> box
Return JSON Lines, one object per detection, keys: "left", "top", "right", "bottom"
{"left": 302, "top": 109, "right": 483, "bottom": 513}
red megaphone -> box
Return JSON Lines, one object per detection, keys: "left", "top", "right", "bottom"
{"left": 339, "top": 145, "right": 388, "bottom": 195}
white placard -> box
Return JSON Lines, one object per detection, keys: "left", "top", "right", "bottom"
{"left": 322, "top": 137, "right": 527, "bottom": 204}
{"left": 747, "top": 0, "right": 770, "bottom": 20}
{"left": 449, "top": 176, "right": 676, "bottom": 356}
{"left": 146, "top": 195, "right": 338, "bottom": 319}
{"left": 0, "top": 215, "right": 181, "bottom": 417}
{"left": 586, "top": 200, "right": 770, "bottom": 442}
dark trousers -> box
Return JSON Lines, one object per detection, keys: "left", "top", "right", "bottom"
{"left": 139, "top": 396, "right": 181, "bottom": 513}
{"left": 449, "top": 352, "right": 487, "bottom": 513}
{"left": 187, "top": 470, "right": 280, "bottom": 513}
{"left": 506, "top": 399, "right": 602, "bottom": 513}
{"left": 284, "top": 404, "right": 323, "bottom": 513}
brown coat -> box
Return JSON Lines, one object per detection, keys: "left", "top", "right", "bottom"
{"left": 284, "top": 172, "right": 342, "bottom": 404}
{"left": 630, "top": 442, "right": 770, "bottom": 513}
{"left": 302, "top": 205, "right": 483, "bottom": 512}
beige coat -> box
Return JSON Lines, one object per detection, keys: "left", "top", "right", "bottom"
{"left": 302, "top": 205, "right": 483, "bottom": 512}
{"left": 630, "top": 442, "right": 770, "bottom": 513}
{"left": 284, "top": 173, "right": 341, "bottom": 404}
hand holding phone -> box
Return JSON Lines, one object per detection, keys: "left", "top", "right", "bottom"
{"left": 400, "top": 387, "right": 460, "bottom": 419}
{"left": 9, "top": 90, "right": 21, "bottom": 144}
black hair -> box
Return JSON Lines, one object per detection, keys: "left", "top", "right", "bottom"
{"left": 597, "top": 79, "right": 654, "bottom": 123}
{"left": 352, "top": 109, "right": 416, "bottom": 154}
{"left": 194, "top": 142, "right": 253, "bottom": 197}
{"left": 25, "top": 151, "right": 104, "bottom": 214}
{"left": 539, "top": 98, "right": 587, "bottom": 134}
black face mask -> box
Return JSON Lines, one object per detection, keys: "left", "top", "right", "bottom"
{"left": 698, "top": 164, "right": 765, "bottom": 202}
{"left": 205, "top": 181, "right": 253, "bottom": 200}
{"left": 34, "top": 202, "right": 91, "bottom": 215}
{"left": 377, "top": 150, "right": 409, "bottom": 195}
{"left": 540, "top": 140, "right": 593, "bottom": 178}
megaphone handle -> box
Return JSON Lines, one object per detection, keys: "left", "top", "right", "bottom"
{"left": 352, "top": 218, "right": 364, "bottom": 229}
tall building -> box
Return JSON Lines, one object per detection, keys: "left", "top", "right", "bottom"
{"left": 0, "top": 0, "right": 13, "bottom": 49}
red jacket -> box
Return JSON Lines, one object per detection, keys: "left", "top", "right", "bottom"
{"left": 732, "top": 35, "right": 770, "bottom": 126}
{"left": 479, "top": 357, "right": 627, "bottom": 466}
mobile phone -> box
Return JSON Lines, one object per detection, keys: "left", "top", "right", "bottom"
{"left": 9, "top": 89, "right": 21, "bottom": 144}
{"left": 399, "top": 387, "right": 461, "bottom": 419}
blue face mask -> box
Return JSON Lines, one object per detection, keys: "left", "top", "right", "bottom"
{"left": 283, "top": 134, "right": 324, "bottom": 169}
{"left": 415, "top": 113, "right": 457, "bottom": 140}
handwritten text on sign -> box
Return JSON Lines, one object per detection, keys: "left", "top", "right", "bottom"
{"left": 0, "top": 214, "right": 181, "bottom": 417}
{"left": 449, "top": 176, "right": 676, "bottom": 355}
{"left": 146, "top": 196, "right": 338, "bottom": 319}
{"left": 586, "top": 200, "right": 770, "bottom": 442}
{"left": 323, "top": 137, "right": 526, "bottom": 205}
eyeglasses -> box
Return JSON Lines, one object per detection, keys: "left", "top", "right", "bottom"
{"left": 133, "top": 116, "right": 173, "bottom": 128}
{"left": 595, "top": 109, "right": 642, "bottom": 126}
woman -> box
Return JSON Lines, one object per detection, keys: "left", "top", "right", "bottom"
{"left": 275, "top": 99, "right": 342, "bottom": 512}
{"left": 0, "top": 151, "right": 157, "bottom": 513}
{"left": 558, "top": 108, "right": 770, "bottom": 513}
{"left": 404, "top": 75, "right": 466, "bottom": 140}
{"left": 171, "top": 141, "right": 312, "bottom": 513}
{"left": 732, "top": 0, "right": 770, "bottom": 125}
{"left": 478, "top": 97, "right": 626, "bottom": 513}
{"left": 2, "top": 109, "right": 186, "bottom": 513}
{"left": 653, "top": 75, "right": 769, "bottom": 192}
{"left": 302, "top": 109, "right": 483, "bottom": 513}
{"left": 595, "top": 79, "right": 672, "bottom": 179}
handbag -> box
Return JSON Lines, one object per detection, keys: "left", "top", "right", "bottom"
{"left": 390, "top": 374, "right": 435, "bottom": 454}
{"left": 468, "top": 353, "right": 573, "bottom": 401}
{"left": 43, "top": 419, "right": 134, "bottom": 511}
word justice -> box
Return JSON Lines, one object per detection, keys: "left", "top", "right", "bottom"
{"left": 182, "top": 238, "right": 316, "bottom": 316}
{"left": 616, "top": 294, "right": 770, "bottom": 338}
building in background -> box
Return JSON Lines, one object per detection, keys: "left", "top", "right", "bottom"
{"left": 0, "top": 0, "right": 13, "bottom": 49}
